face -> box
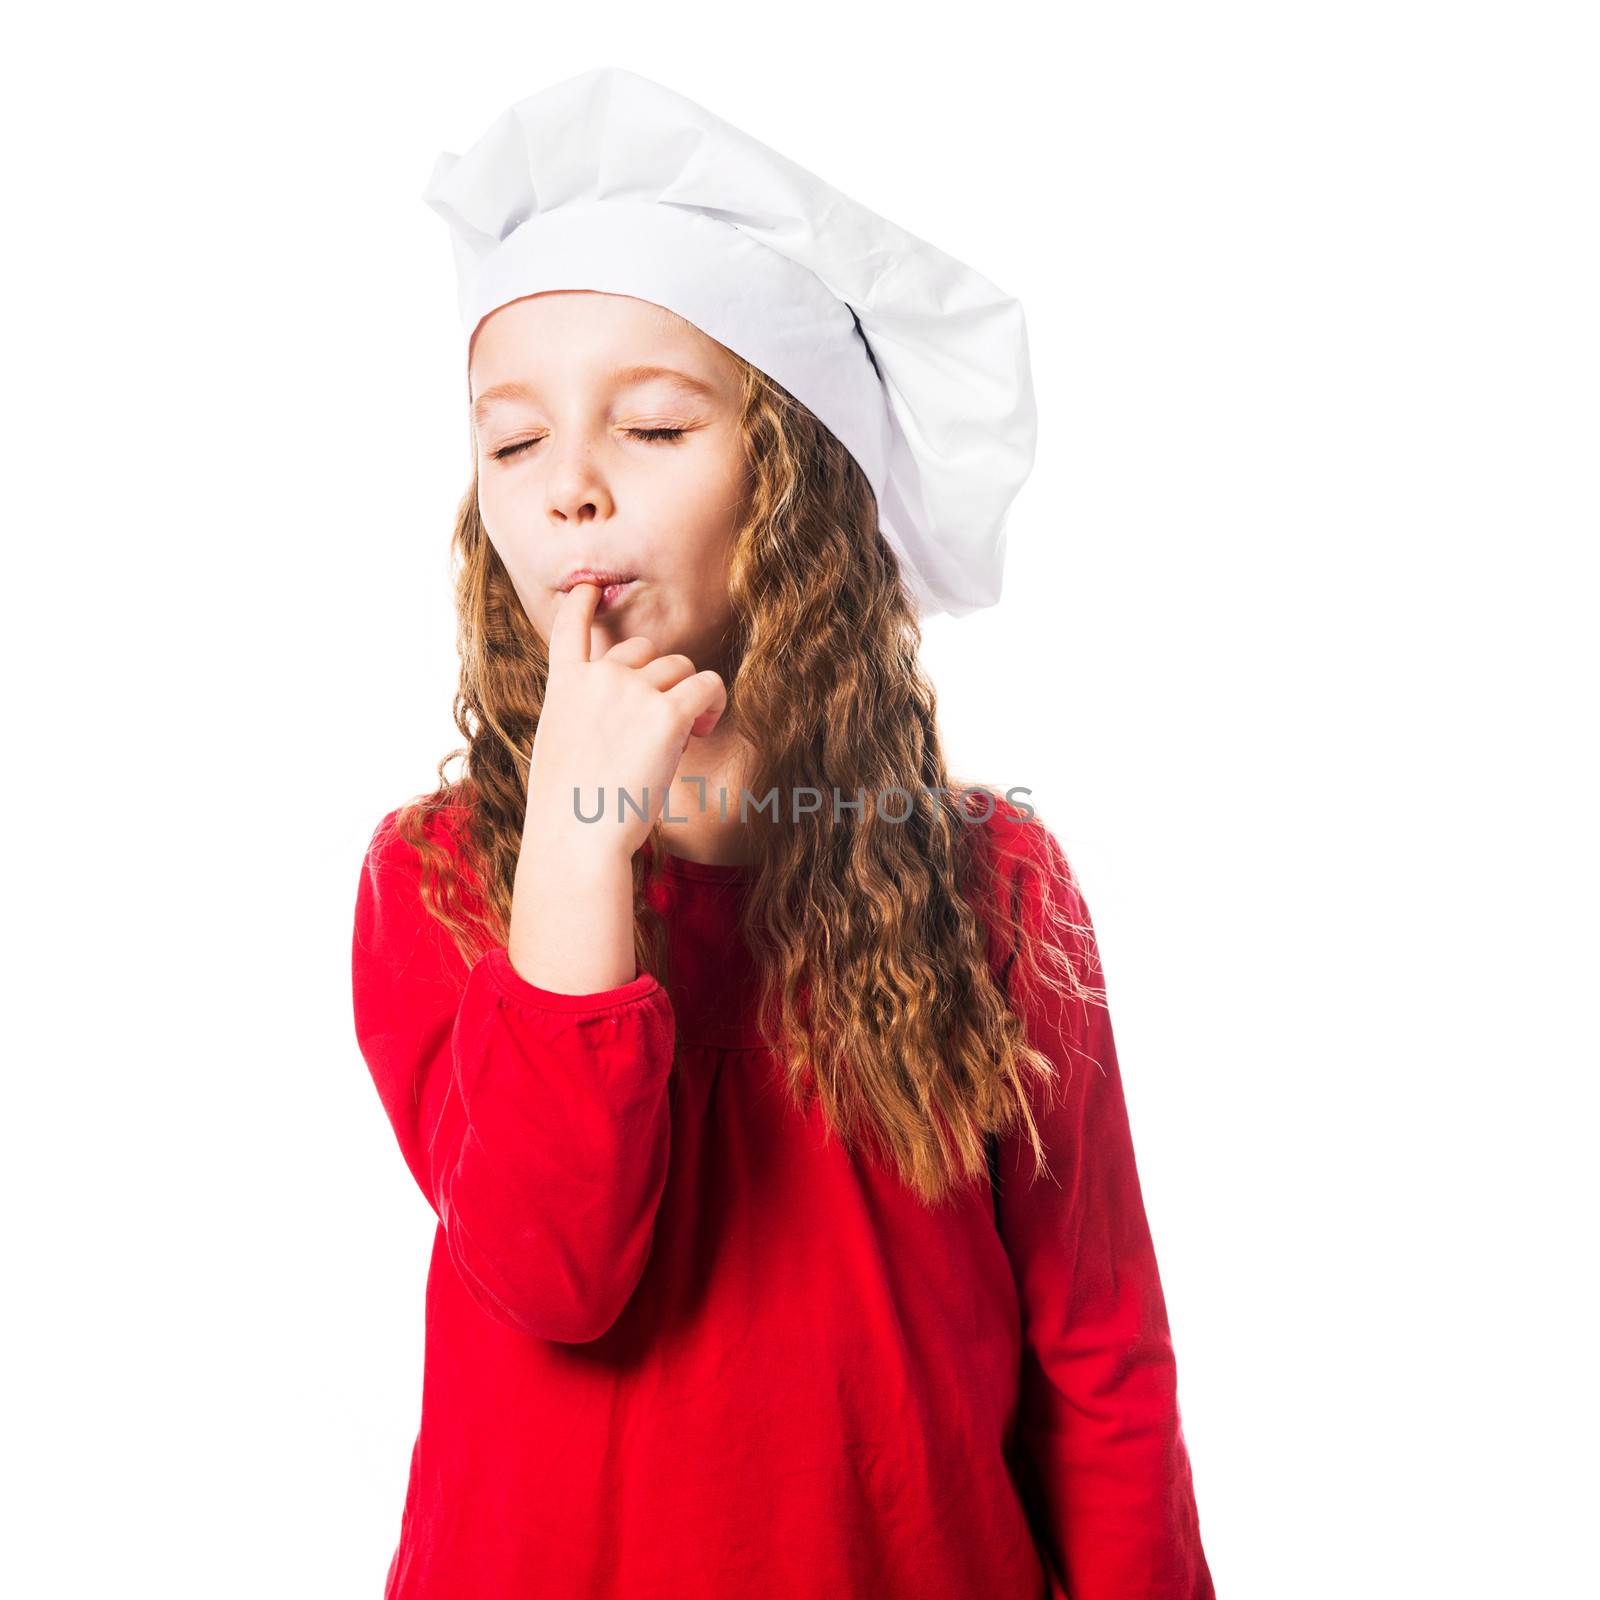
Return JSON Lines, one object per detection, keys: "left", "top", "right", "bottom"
{"left": 469, "top": 290, "right": 750, "bottom": 670}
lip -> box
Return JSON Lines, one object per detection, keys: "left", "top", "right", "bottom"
{"left": 558, "top": 569, "right": 640, "bottom": 613}
{"left": 559, "top": 568, "right": 638, "bottom": 593}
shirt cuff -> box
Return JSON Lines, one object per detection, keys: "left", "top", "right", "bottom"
{"left": 480, "top": 944, "right": 665, "bottom": 1014}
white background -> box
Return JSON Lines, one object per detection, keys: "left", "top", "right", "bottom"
{"left": 4, "top": 3, "right": 1594, "bottom": 1595}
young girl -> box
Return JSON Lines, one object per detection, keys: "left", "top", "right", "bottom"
{"left": 352, "top": 67, "right": 1214, "bottom": 1599}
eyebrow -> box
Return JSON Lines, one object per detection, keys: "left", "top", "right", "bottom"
{"left": 470, "top": 364, "right": 719, "bottom": 426}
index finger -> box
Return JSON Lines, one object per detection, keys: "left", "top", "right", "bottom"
{"left": 548, "top": 581, "right": 602, "bottom": 666}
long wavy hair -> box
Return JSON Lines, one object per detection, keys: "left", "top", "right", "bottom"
{"left": 391, "top": 353, "right": 1105, "bottom": 1207}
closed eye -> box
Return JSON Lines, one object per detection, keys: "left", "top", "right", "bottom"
{"left": 491, "top": 427, "right": 689, "bottom": 462}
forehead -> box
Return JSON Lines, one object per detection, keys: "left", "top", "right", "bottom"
{"left": 469, "top": 289, "right": 735, "bottom": 395}
{"left": 470, "top": 366, "right": 723, "bottom": 429}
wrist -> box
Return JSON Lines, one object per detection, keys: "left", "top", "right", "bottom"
{"left": 517, "top": 825, "right": 634, "bottom": 882}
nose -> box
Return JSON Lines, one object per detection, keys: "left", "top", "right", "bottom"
{"left": 543, "top": 437, "right": 613, "bottom": 526}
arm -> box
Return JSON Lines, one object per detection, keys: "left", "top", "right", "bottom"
{"left": 994, "top": 821, "right": 1214, "bottom": 1599}
{"left": 350, "top": 805, "right": 677, "bottom": 1343}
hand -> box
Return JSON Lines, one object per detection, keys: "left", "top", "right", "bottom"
{"left": 525, "top": 581, "right": 729, "bottom": 865}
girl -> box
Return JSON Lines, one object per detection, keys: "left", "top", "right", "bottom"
{"left": 352, "top": 67, "right": 1214, "bottom": 1599}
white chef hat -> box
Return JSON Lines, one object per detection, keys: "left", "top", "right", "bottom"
{"left": 422, "top": 66, "right": 1037, "bottom": 620}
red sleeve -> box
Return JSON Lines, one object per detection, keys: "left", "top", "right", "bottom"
{"left": 350, "top": 806, "right": 678, "bottom": 1344}
{"left": 993, "top": 820, "right": 1214, "bottom": 1599}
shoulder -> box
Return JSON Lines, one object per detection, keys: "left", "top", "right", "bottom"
{"left": 354, "top": 789, "right": 487, "bottom": 975}
{"left": 363, "top": 789, "right": 478, "bottom": 873}
{"left": 359, "top": 790, "right": 484, "bottom": 924}
{"left": 962, "top": 793, "right": 1101, "bottom": 994}
{"left": 965, "top": 792, "right": 1085, "bottom": 913}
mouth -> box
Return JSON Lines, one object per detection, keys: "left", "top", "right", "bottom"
{"left": 559, "top": 569, "right": 639, "bottom": 614}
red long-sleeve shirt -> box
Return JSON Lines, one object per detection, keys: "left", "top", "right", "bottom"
{"left": 350, "top": 798, "right": 1213, "bottom": 1598}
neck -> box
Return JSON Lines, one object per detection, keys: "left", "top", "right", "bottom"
{"left": 663, "top": 717, "right": 759, "bottom": 866}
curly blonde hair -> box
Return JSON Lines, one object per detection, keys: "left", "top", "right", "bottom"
{"left": 391, "top": 354, "right": 1104, "bottom": 1207}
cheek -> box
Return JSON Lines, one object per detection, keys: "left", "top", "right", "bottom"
{"left": 476, "top": 470, "right": 537, "bottom": 543}
{"left": 474, "top": 482, "right": 545, "bottom": 601}
{"left": 475, "top": 468, "right": 519, "bottom": 529}
{"left": 668, "top": 446, "right": 747, "bottom": 547}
